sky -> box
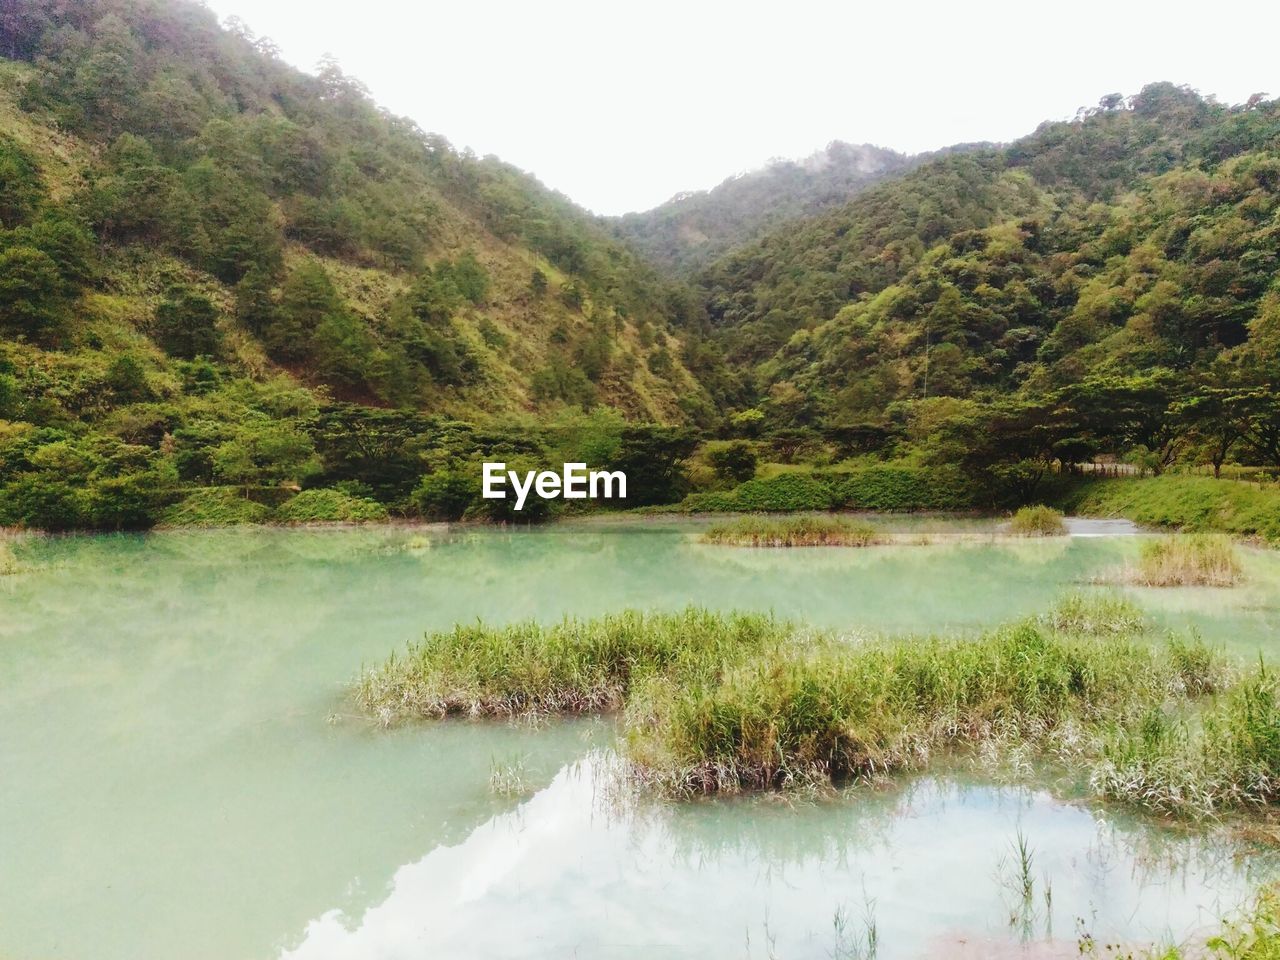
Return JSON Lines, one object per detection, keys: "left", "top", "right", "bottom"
{"left": 201, "top": 0, "right": 1279, "bottom": 216}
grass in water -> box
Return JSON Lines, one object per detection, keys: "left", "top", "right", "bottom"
{"left": 700, "top": 514, "right": 887, "bottom": 547}
{"left": 1008, "top": 505, "right": 1067, "bottom": 537}
{"left": 1041, "top": 592, "right": 1145, "bottom": 636}
{"left": 358, "top": 597, "right": 1280, "bottom": 813}
{"left": 355, "top": 608, "right": 790, "bottom": 723}
{"left": 1125, "top": 534, "right": 1243, "bottom": 587}
{"left": 623, "top": 620, "right": 1224, "bottom": 795}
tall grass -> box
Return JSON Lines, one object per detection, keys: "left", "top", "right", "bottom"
{"left": 1008, "top": 505, "right": 1067, "bottom": 537}
{"left": 1040, "top": 592, "right": 1144, "bottom": 636}
{"left": 0, "top": 541, "right": 20, "bottom": 575}
{"left": 1126, "top": 534, "right": 1243, "bottom": 587}
{"left": 624, "top": 622, "right": 1222, "bottom": 795}
{"left": 700, "top": 514, "right": 886, "bottom": 547}
{"left": 355, "top": 608, "right": 789, "bottom": 724}
{"left": 1094, "top": 662, "right": 1280, "bottom": 817}
{"left": 359, "top": 600, "right": 1280, "bottom": 815}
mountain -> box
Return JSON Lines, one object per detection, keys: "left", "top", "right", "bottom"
{"left": 684, "top": 83, "right": 1280, "bottom": 458}
{"left": 0, "top": 0, "right": 714, "bottom": 421}
{"left": 611, "top": 142, "right": 924, "bottom": 274}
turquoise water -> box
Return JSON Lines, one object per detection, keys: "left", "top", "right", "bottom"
{"left": 2, "top": 521, "right": 1278, "bottom": 959}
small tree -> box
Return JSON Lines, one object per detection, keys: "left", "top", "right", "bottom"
{"left": 706, "top": 440, "right": 758, "bottom": 485}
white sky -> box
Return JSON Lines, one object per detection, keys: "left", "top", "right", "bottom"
{"left": 200, "top": 0, "right": 1279, "bottom": 215}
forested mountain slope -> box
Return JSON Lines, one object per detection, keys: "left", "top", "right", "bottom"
{"left": 686, "top": 85, "right": 1280, "bottom": 483}
{"left": 0, "top": 0, "right": 718, "bottom": 527}
{"left": 611, "top": 142, "right": 925, "bottom": 274}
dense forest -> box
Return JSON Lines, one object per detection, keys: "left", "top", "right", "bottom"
{"left": 681, "top": 84, "right": 1280, "bottom": 499}
{"left": 0, "top": 0, "right": 713, "bottom": 528}
{"left": 1, "top": 0, "right": 1278, "bottom": 529}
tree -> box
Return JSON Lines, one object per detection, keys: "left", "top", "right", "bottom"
{"left": 0, "top": 137, "right": 42, "bottom": 227}
{"left": 154, "top": 287, "right": 221, "bottom": 359}
{"left": 706, "top": 440, "right": 758, "bottom": 485}
{"left": 211, "top": 420, "right": 320, "bottom": 490}
{"left": 0, "top": 246, "right": 65, "bottom": 334}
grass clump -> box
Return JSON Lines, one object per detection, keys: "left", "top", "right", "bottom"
{"left": 1126, "top": 534, "right": 1243, "bottom": 587}
{"left": 1095, "top": 664, "right": 1280, "bottom": 817}
{"left": 0, "top": 540, "right": 20, "bottom": 575}
{"left": 625, "top": 623, "right": 1220, "bottom": 795}
{"left": 700, "top": 514, "right": 886, "bottom": 547}
{"left": 1041, "top": 592, "right": 1144, "bottom": 636}
{"left": 355, "top": 608, "right": 789, "bottom": 724}
{"left": 360, "top": 604, "right": 1280, "bottom": 814}
{"left": 159, "top": 488, "right": 272, "bottom": 527}
{"left": 276, "top": 488, "right": 388, "bottom": 524}
{"left": 1008, "top": 505, "right": 1067, "bottom": 537}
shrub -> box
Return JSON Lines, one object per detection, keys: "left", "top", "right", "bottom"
{"left": 1125, "top": 534, "right": 1243, "bottom": 587}
{"left": 276, "top": 488, "right": 388, "bottom": 523}
{"left": 159, "top": 488, "right": 272, "bottom": 527}
{"left": 1008, "top": 505, "right": 1067, "bottom": 536}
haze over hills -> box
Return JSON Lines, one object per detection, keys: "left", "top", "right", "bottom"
{"left": 611, "top": 142, "right": 916, "bottom": 273}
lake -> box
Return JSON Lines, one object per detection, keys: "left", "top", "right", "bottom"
{"left": 3, "top": 519, "right": 1279, "bottom": 959}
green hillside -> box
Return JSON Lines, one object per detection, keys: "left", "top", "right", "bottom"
{"left": 0, "top": 0, "right": 715, "bottom": 528}
{"left": 680, "top": 85, "right": 1280, "bottom": 498}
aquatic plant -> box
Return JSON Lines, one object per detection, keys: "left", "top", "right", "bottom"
{"left": 1041, "top": 593, "right": 1144, "bottom": 636}
{"left": 1151, "top": 883, "right": 1280, "bottom": 958}
{"left": 1125, "top": 534, "right": 1243, "bottom": 587}
{"left": 1094, "top": 662, "right": 1280, "bottom": 817}
{"left": 355, "top": 608, "right": 789, "bottom": 724}
{"left": 700, "top": 514, "right": 886, "bottom": 548}
{"left": 624, "top": 622, "right": 1221, "bottom": 796}
{"left": 1008, "top": 505, "right": 1067, "bottom": 537}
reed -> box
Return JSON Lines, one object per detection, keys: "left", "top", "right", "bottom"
{"left": 1125, "top": 534, "right": 1243, "bottom": 587}
{"left": 700, "top": 514, "right": 886, "bottom": 547}
{"left": 1040, "top": 592, "right": 1144, "bottom": 636}
{"left": 355, "top": 608, "right": 789, "bottom": 724}
{"left": 359, "top": 603, "right": 1280, "bottom": 815}
{"left": 1008, "top": 505, "right": 1067, "bottom": 537}
{"left": 0, "top": 541, "right": 20, "bottom": 576}
{"left": 624, "top": 622, "right": 1221, "bottom": 796}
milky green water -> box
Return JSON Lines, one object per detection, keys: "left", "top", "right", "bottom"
{"left": 3, "top": 520, "right": 1280, "bottom": 960}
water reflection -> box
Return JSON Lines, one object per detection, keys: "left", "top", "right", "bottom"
{"left": 282, "top": 759, "right": 1271, "bottom": 960}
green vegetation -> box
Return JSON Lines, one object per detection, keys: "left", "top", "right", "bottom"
{"left": 1125, "top": 534, "right": 1243, "bottom": 587}
{"left": 355, "top": 608, "right": 787, "bottom": 723}
{"left": 1154, "top": 884, "right": 1280, "bottom": 959}
{"left": 700, "top": 514, "right": 885, "bottom": 547}
{"left": 625, "top": 620, "right": 1221, "bottom": 796}
{"left": 1039, "top": 592, "right": 1144, "bottom": 636}
{"left": 1097, "top": 664, "right": 1280, "bottom": 817}
{"left": 0, "top": 540, "right": 20, "bottom": 575}
{"left": 612, "top": 142, "right": 918, "bottom": 274}
{"left": 676, "top": 464, "right": 977, "bottom": 513}
{"left": 274, "top": 488, "right": 387, "bottom": 524}
{"left": 3, "top": 3, "right": 1279, "bottom": 531}
{"left": 0, "top": 0, "right": 712, "bottom": 532}
{"left": 1008, "top": 504, "right": 1066, "bottom": 536}
{"left": 1062, "top": 477, "right": 1280, "bottom": 543}
{"left": 358, "top": 600, "right": 1280, "bottom": 815}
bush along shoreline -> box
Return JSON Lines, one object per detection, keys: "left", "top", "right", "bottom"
{"left": 354, "top": 598, "right": 1280, "bottom": 819}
